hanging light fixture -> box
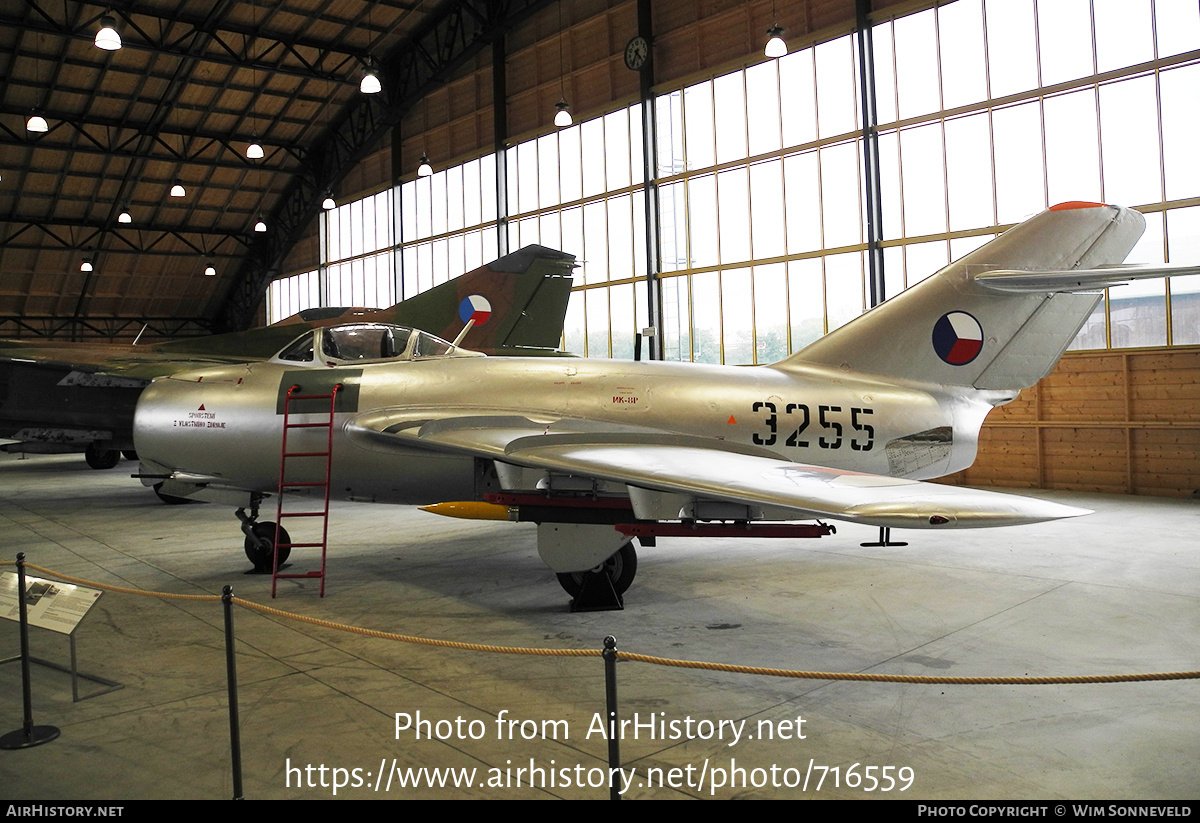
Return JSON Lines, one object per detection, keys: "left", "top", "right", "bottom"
{"left": 244, "top": 5, "right": 266, "bottom": 161}
{"left": 360, "top": 3, "right": 381, "bottom": 94}
{"left": 322, "top": 195, "right": 337, "bottom": 210}
{"left": 765, "top": 1, "right": 786, "bottom": 59}
{"left": 117, "top": 205, "right": 132, "bottom": 224}
{"left": 27, "top": 110, "right": 49, "bottom": 133}
{"left": 170, "top": 180, "right": 185, "bottom": 197}
{"left": 254, "top": 217, "right": 267, "bottom": 233}
{"left": 204, "top": 262, "right": 217, "bottom": 276}
{"left": 80, "top": 258, "right": 94, "bottom": 272}
{"left": 360, "top": 62, "right": 382, "bottom": 94}
{"left": 553, "top": 4, "right": 571, "bottom": 127}
{"left": 554, "top": 100, "right": 572, "bottom": 127}
{"left": 417, "top": 153, "right": 433, "bottom": 177}
{"left": 765, "top": 25, "right": 787, "bottom": 58}
{"left": 95, "top": 14, "right": 122, "bottom": 51}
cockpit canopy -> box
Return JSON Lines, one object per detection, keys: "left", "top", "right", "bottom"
{"left": 272, "top": 323, "right": 484, "bottom": 366}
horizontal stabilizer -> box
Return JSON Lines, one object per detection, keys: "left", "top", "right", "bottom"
{"left": 974, "top": 263, "right": 1200, "bottom": 293}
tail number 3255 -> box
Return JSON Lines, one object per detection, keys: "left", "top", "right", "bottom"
{"left": 750, "top": 402, "right": 874, "bottom": 451}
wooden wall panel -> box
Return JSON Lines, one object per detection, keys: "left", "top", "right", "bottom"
{"left": 1129, "top": 350, "right": 1200, "bottom": 422}
{"left": 968, "top": 426, "right": 1040, "bottom": 487}
{"left": 1132, "top": 429, "right": 1200, "bottom": 496}
{"left": 945, "top": 347, "right": 1200, "bottom": 498}
{"left": 282, "top": 222, "right": 319, "bottom": 277}
{"left": 337, "top": 140, "right": 390, "bottom": 202}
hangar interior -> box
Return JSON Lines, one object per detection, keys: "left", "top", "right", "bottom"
{"left": 1, "top": 0, "right": 1198, "bottom": 801}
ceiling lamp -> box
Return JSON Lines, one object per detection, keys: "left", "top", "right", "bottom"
{"left": 254, "top": 217, "right": 267, "bottom": 233}
{"left": 553, "top": 6, "right": 571, "bottom": 129}
{"left": 360, "top": 59, "right": 382, "bottom": 94}
{"left": 80, "top": 258, "right": 94, "bottom": 272}
{"left": 170, "top": 180, "right": 185, "bottom": 197}
{"left": 204, "top": 263, "right": 216, "bottom": 276}
{"left": 554, "top": 100, "right": 572, "bottom": 128}
{"left": 27, "top": 110, "right": 49, "bottom": 133}
{"left": 765, "top": 25, "right": 787, "bottom": 58}
{"left": 95, "top": 15, "right": 122, "bottom": 51}
{"left": 117, "top": 207, "right": 132, "bottom": 224}
{"left": 322, "top": 195, "right": 336, "bottom": 210}
{"left": 246, "top": 141, "right": 264, "bottom": 160}
{"left": 417, "top": 154, "right": 433, "bottom": 177}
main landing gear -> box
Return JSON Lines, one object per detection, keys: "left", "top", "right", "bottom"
{"left": 84, "top": 443, "right": 120, "bottom": 470}
{"left": 235, "top": 505, "right": 291, "bottom": 573}
{"left": 555, "top": 540, "right": 638, "bottom": 612}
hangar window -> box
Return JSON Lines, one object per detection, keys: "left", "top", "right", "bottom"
{"left": 275, "top": 0, "right": 1200, "bottom": 357}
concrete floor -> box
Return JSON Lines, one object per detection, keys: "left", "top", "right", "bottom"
{"left": 0, "top": 451, "right": 1196, "bottom": 800}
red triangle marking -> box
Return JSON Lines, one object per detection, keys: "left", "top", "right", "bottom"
{"left": 198, "top": 404, "right": 205, "bottom": 411}
{"left": 727, "top": 415, "right": 737, "bottom": 424}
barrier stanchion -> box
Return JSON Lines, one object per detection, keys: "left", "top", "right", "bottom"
{"left": 603, "top": 635, "right": 621, "bottom": 801}
{"left": 0, "top": 553, "right": 61, "bottom": 750}
{"left": 222, "top": 585, "right": 244, "bottom": 800}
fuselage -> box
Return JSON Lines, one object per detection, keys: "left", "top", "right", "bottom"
{"left": 133, "top": 352, "right": 995, "bottom": 507}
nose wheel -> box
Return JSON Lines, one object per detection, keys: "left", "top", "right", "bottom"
{"left": 243, "top": 522, "right": 292, "bottom": 573}
{"left": 236, "top": 506, "right": 291, "bottom": 573}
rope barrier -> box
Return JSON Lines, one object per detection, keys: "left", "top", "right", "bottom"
{"left": 233, "top": 597, "right": 599, "bottom": 658}
{"left": 9, "top": 561, "right": 1199, "bottom": 685}
{"left": 18, "top": 562, "right": 220, "bottom": 602}
{"left": 613, "top": 651, "right": 1200, "bottom": 685}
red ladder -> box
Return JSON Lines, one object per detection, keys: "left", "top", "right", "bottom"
{"left": 271, "top": 382, "right": 341, "bottom": 597}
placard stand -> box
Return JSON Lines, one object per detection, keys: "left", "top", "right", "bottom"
{"left": 0, "top": 570, "right": 123, "bottom": 703}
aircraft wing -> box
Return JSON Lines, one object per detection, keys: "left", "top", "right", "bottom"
{"left": 347, "top": 412, "right": 1090, "bottom": 529}
{"left": 0, "top": 338, "right": 279, "bottom": 381}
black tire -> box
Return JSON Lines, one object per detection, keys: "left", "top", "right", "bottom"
{"left": 152, "top": 482, "right": 197, "bottom": 505}
{"left": 556, "top": 540, "right": 638, "bottom": 597}
{"left": 84, "top": 443, "right": 120, "bottom": 470}
{"left": 122, "top": 450, "right": 138, "bottom": 461}
{"left": 243, "top": 522, "right": 292, "bottom": 572}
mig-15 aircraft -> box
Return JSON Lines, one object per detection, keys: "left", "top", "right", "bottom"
{"left": 0, "top": 246, "right": 575, "bottom": 480}
{"left": 131, "top": 203, "right": 1196, "bottom": 604}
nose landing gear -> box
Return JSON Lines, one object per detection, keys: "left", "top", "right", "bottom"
{"left": 236, "top": 505, "right": 291, "bottom": 573}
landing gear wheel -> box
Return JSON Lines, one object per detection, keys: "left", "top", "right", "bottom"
{"left": 556, "top": 540, "right": 638, "bottom": 598}
{"left": 243, "top": 522, "right": 291, "bottom": 573}
{"left": 84, "top": 443, "right": 120, "bottom": 470}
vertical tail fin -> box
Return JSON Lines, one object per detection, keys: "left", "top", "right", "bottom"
{"left": 779, "top": 203, "right": 1145, "bottom": 392}
{"left": 380, "top": 245, "right": 576, "bottom": 352}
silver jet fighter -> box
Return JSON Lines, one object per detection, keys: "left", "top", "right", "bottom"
{"left": 132, "top": 203, "right": 1197, "bottom": 600}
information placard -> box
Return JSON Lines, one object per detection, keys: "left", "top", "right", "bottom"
{"left": 0, "top": 571, "right": 103, "bottom": 635}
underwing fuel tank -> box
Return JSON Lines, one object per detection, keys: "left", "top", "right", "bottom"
{"left": 133, "top": 360, "right": 477, "bottom": 504}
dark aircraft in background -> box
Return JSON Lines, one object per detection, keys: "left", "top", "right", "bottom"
{"left": 0, "top": 246, "right": 575, "bottom": 475}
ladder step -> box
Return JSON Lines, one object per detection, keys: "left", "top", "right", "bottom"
{"left": 279, "top": 512, "right": 328, "bottom": 518}
{"left": 282, "top": 450, "right": 331, "bottom": 458}
{"left": 273, "top": 571, "right": 325, "bottom": 579}
{"left": 281, "top": 481, "right": 328, "bottom": 488}
{"left": 285, "top": 421, "right": 335, "bottom": 429}
{"left": 278, "top": 541, "right": 326, "bottom": 549}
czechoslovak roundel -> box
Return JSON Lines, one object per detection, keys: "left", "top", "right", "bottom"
{"left": 458, "top": 294, "right": 492, "bottom": 325}
{"left": 932, "top": 311, "right": 983, "bottom": 365}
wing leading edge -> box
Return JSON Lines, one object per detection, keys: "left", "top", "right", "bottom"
{"left": 346, "top": 412, "right": 1091, "bottom": 529}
